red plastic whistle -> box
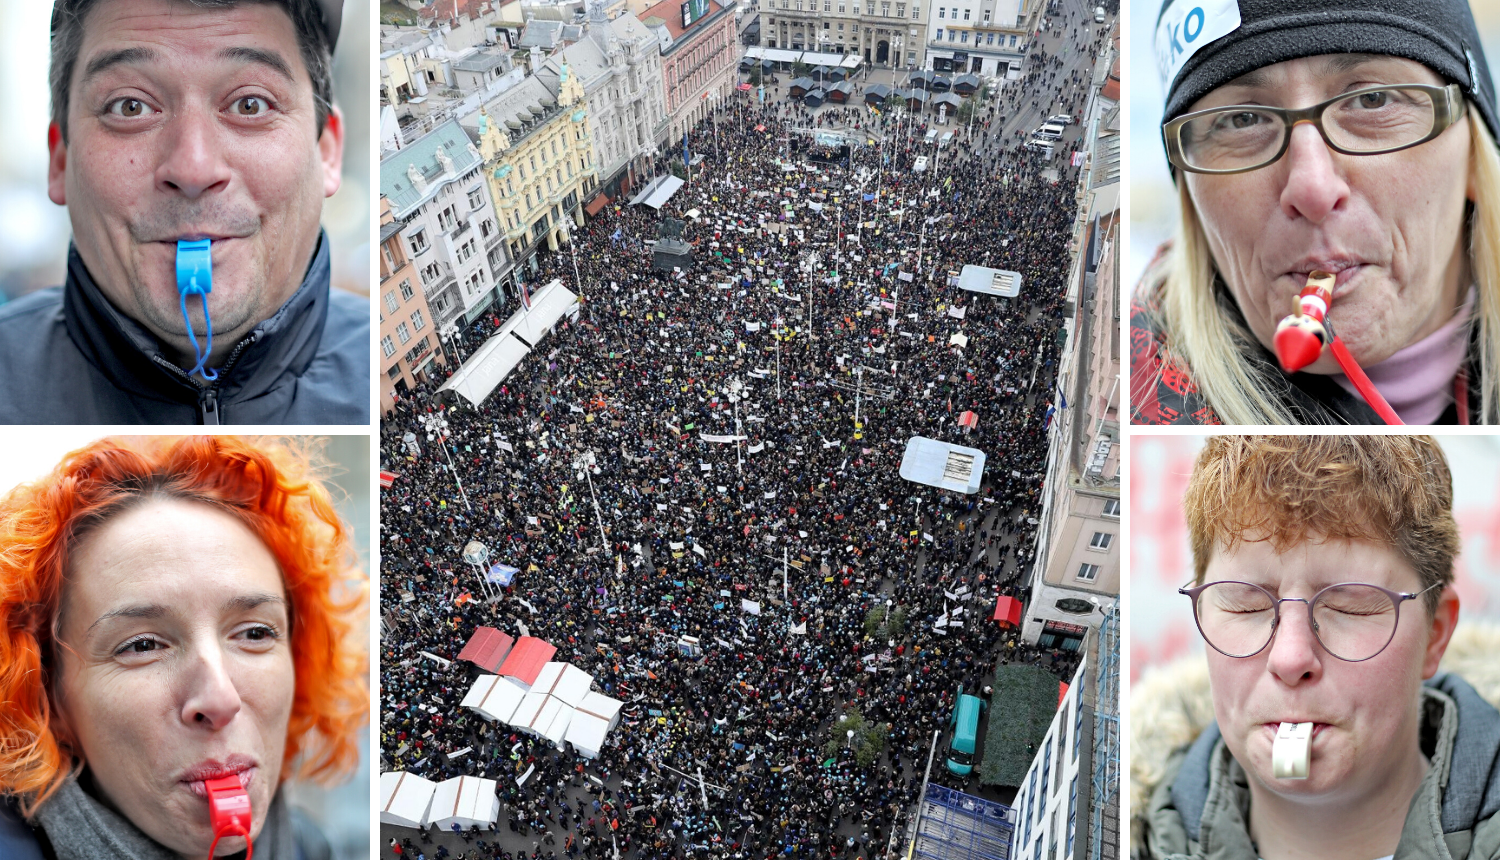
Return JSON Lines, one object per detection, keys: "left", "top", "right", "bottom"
{"left": 205, "top": 775, "right": 252, "bottom": 860}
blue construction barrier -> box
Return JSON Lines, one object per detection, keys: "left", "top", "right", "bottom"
{"left": 911, "top": 783, "right": 1014, "bottom": 860}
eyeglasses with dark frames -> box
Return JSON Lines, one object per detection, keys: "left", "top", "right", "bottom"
{"left": 1163, "top": 83, "right": 1465, "bottom": 175}
{"left": 1178, "top": 580, "right": 1441, "bottom": 662}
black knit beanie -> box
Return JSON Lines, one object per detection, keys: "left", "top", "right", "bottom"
{"left": 1157, "top": 0, "right": 1497, "bottom": 144}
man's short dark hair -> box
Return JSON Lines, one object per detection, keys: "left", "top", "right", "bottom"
{"left": 49, "top": 0, "right": 335, "bottom": 144}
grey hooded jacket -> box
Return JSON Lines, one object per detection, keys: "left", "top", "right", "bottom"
{"left": 1140, "top": 674, "right": 1500, "bottom": 860}
{"left": 0, "top": 232, "right": 368, "bottom": 425}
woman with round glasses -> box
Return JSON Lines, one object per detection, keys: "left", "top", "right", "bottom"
{"left": 1135, "top": 435, "right": 1500, "bottom": 860}
{"left": 1131, "top": 0, "right": 1500, "bottom": 424}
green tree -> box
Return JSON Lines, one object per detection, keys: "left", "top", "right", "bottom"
{"left": 864, "top": 604, "right": 908, "bottom": 639}
{"left": 824, "top": 708, "right": 889, "bottom": 768}
{"left": 884, "top": 92, "right": 906, "bottom": 112}
{"left": 792, "top": 60, "right": 811, "bottom": 78}
{"left": 749, "top": 69, "right": 763, "bottom": 86}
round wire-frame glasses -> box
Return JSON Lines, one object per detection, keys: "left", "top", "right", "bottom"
{"left": 1177, "top": 580, "right": 1441, "bottom": 662}
{"left": 1162, "top": 82, "right": 1465, "bottom": 175}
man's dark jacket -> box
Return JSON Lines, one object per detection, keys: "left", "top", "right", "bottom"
{"left": 0, "top": 232, "right": 368, "bottom": 424}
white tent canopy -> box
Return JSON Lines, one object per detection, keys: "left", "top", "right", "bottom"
{"left": 578, "top": 690, "right": 624, "bottom": 730}
{"left": 461, "top": 674, "right": 529, "bottom": 723}
{"left": 436, "top": 280, "right": 578, "bottom": 407}
{"left": 379, "top": 771, "right": 438, "bottom": 829}
{"left": 436, "top": 333, "right": 530, "bottom": 407}
{"left": 428, "top": 775, "right": 500, "bottom": 831}
{"left": 513, "top": 689, "right": 575, "bottom": 747}
{"left": 533, "top": 661, "right": 594, "bottom": 708}
{"left": 538, "top": 698, "right": 575, "bottom": 747}
{"left": 565, "top": 712, "right": 612, "bottom": 759}
{"left": 565, "top": 691, "right": 624, "bottom": 758}
{"left": 510, "top": 279, "right": 579, "bottom": 345}
{"left": 641, "top": 175, "right": 685, "bottom": 210}
{"left": 801, "top": 51, "right": 844, "bottom": 66}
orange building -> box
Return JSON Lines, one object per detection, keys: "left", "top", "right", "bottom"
{"left": 380, "top": 197, "right": 445, "bottom": 412}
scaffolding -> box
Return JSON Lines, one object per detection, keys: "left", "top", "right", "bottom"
{"left": 910, "top": 784, "right": 1014, "bottom": 860}
{"left": 1088, "top": 605, "right": 1120, "bottom": 860}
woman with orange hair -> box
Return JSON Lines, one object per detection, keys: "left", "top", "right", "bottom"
{"left": 0, "top": 436, "right": 368, "bottom": 859}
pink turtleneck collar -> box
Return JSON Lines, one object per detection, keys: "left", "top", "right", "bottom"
{"left": 1333, "top": 286, "right": 1476, "bottom": 425}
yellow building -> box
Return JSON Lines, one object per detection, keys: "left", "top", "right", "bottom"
{"left": 463, "top": 65, "right": 598, "bottom": 276}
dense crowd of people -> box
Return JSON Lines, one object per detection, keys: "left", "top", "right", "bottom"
{"left": 380, "top": 7, "right": 1109, "bottom": 859}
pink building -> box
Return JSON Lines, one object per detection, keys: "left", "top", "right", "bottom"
{"left": 639, "top": 0, "right": 740, "bottom": 140}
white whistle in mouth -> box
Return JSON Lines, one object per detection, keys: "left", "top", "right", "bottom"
{"left": 1273, "top": 721, "right": 1313, "bottom": 779}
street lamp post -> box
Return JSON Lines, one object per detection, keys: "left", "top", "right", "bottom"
{"left": 418, "top": 413, "right": 472, "bottom": 512}
{"left": 573, "top": 451, "right": 610, "bottom": 555}
{"left": 440, "top": 323, "right": 462, "bottom": 365}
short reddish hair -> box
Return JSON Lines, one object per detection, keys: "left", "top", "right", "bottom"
{"left": 1183, "top": 434, "right": 1459, "bottom": 611}
{"left": 0, "top": 436, "right": 367, "bottom": 815}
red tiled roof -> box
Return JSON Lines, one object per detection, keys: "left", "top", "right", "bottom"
{"left": 639, "top": 0, "right": 726, "bottom": 40}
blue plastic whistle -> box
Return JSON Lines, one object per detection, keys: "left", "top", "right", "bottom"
{"left": 175, "top": 239, "right": 216, "bottom": 381}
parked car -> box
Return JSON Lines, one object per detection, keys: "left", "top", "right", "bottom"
{"left": 1047, "top": 113, "right": 1074, "bottom": 126}
{"left": 914, "top": 155, "right": 930, "bottom": 172}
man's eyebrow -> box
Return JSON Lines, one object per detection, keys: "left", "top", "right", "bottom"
{"left": 220, "top": 46, "right": 296, "bottom": 83}
{"left": 80, "top": 46, "right": 157, "bottom": 85}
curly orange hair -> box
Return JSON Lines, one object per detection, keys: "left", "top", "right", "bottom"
{"left": 0, "top": 436, "right": 368, "bottom": 816}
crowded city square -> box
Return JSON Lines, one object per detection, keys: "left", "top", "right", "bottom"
{"left": 380, "top": 5, "right": 1112, "bottom": 858}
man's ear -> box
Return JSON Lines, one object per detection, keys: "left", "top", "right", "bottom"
{"left": 1421, "top": 585, "right": 1461, "bottom": 680}
{"left": 48, "top": 123, "right": 68, "bottom": 206}
{"left": 319, "top": 107, "right": 344, "bottom": 199}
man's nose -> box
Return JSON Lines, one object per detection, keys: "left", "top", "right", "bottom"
{"left": 179, "top": 644, "right": 242, "bottom": 729}
{"left": 1277, "top": 122, "right": 1351, "bottom": 225}
{"left": 155, "top": 107, "right": 232, "bottom": 199}
{"left": 1266, "top": 599, "right": 1324, "bottom": 685}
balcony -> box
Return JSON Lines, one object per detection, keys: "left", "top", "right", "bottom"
{"left": 423, "top": 260, "right": 455, "bottom": 294}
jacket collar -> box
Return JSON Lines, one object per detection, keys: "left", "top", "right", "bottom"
{"left": 61, "top": 231, "right": 331, "bottom": 404}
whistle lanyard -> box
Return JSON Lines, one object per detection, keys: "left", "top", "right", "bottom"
{"left": 175, "top": 239, "right": 218, "bottom": 382}
{"left": 205, "top": 775, "right": 252, "bottom": 860}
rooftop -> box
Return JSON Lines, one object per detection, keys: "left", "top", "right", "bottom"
{"left": 638, "top": 0, "right": 727, "bottom": 40}
{"left": 462, "top": 74, "right": 570, "bottom": 151}
{"left": 380, "top": 118, "right": 486, "bottom": 218}
{"left": 454, "top": 48, "right": 512, "bottom": 73}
